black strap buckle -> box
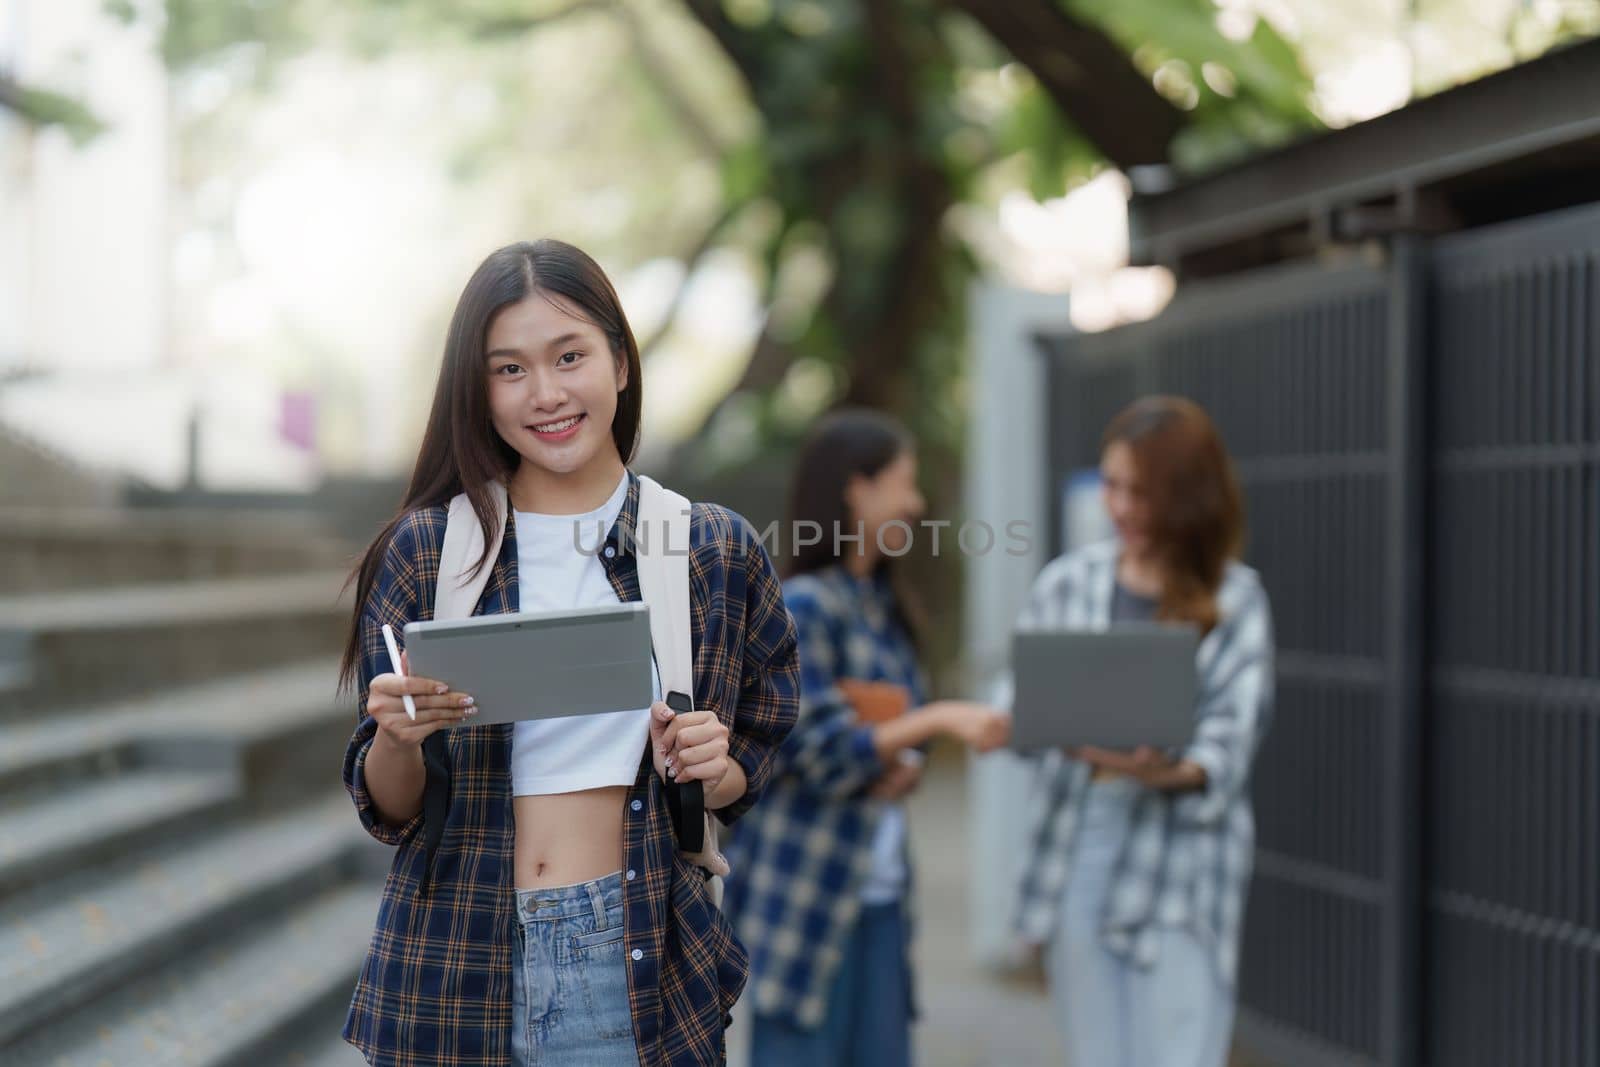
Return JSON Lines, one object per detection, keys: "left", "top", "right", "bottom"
{"left": 663, "top": 691, "right": 705, "bottom": 852}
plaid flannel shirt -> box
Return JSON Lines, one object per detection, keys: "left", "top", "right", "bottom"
{"left": 720, "top": 564, "right": 929, "bottom": 1029}
{"left": 341, "top": 471, "right": 800, "bottom": 1066}
{"left": 1011, "top": 539, "right": 1274, "bottom": 987}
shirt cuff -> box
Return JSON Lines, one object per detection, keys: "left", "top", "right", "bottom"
{"left": 715, "top": 732, "right": 767, "bottom": 825}
{"left": 1174, "top": 739, "right": 1230, "bottom": 825}
{"left": 349, "top": 735, "right": 424, "bottom": 846}
{"left": 850, "top": 723, "right": 885, "bottom": 778}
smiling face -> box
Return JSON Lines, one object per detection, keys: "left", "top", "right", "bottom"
{"left": 485, "top": 292, "right": 627, "bottom": 483}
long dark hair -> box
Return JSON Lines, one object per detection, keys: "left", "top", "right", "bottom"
{"left": 1103, "top": 395, "right": 1244, "bottom": 633}
{"left": 338, "top": 240, "right": 643, "bottom": 692}
{"left": 783, "top": 407, "right": 924, "bottom": 649}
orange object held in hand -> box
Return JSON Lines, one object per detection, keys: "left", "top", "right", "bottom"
{"left": 838, "top": 679, "right": 911, "bottom": 724}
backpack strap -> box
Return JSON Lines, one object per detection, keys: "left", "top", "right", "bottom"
{"left": 635, "top": 474, "right": 729, "bottom": 878}
{"left": 417, "top": 483, "right": 508, "bottom": 891}
{"left": 435, "top": 484, "right": 507, "bottom": 621}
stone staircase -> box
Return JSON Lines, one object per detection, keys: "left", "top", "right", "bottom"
{"left": 0, "top": 519, "right": 383, "bottom": 1066}
{"left": 0, "top": 506, "right": 353, "bottom": 595}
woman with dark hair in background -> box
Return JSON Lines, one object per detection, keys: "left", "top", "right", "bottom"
{"left": 337, "top": 239, "right": 799, "bottom": 1066}
{"left": 722, "top": 408, "right": 1010, "bottom": 1067}
{"left": 1014, "top": 396, "right": 1274, "bottom": 1067}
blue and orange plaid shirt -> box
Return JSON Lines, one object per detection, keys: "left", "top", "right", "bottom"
{"left": 721, "top": 564, "right": 929, "bottom": 1028}
{"left": 340, "top": 471, "right": 800, "bottom": 1066}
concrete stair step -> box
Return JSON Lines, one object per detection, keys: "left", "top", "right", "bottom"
{"left": 0, "top": 798, "right": 375, "bottom": 1054}
{"left": 0, "top": 658, "right": 351, "bottom": 802}
{"left": 4, "top": 878, "right": 379, "bottom": 1067}
{"left": 0, "top": 573, "right": 350, "bottom": 714}
{"left": 0, "top": 769, "right": 239, "bottom": 899}
{"left": 0, "top": 506, "right": 352, "bottom": 594}
{"left": 0, "top": 724, "right": 138, "bottom": 800}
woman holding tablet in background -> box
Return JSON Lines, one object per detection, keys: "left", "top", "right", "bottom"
{"left": 723, "top": 409, "right": 1010, "bottom": 1067}
{"left": 336, "top": 239, "right": 799, "bottom": 1066}
{"left": 1014, "top": 396, "right": 1274, "bottom": 1067}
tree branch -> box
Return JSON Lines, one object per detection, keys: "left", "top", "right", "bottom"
{"left": 469, "top": 0, "right": 610, "bottom": 38}
{"left": 664, "top": 250, "right": 797, "bottom": 452}
{"left": 676, "top": 0, "right": 770, "bottom": 100}
{"left": 636, "top": 195, "right": 751, "bottom": 358}
{"left": 942, "top": 0, "right": 1183, "bottom": 167}
{"left": 471, "top": 1, "right": 729, "bottom": 162}
{"left": 0, "top": 72, "right": 105, "bottom": 142}
{"left": 612, "top": 1, "right": 728, "bottom": 160}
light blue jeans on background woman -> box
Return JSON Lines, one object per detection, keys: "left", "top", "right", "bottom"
{"left": 511, "top": 871, "right": 640, "bottom": 1066}
{"left": 1046, "top": 777, "right": 1235, "bottom": 1067}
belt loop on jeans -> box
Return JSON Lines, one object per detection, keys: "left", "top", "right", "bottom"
{"left": 586, "top": 879, "right": 608, "bottom": 929}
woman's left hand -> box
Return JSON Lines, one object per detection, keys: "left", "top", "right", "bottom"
{"left": 649, "top": 700, "right": 731, "bottom": 792}
{"left": 868, "top": 750, "right": 925, "bottom": 800}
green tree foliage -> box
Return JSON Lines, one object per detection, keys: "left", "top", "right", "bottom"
{"left": 0, "top": 75, "right": 106, "bottom": 144}
{"left": 137, "top": 0, "right": 1316, "bottom": 463}
{"left": 129, "top": 0, "right": 1317, "bottom": 679}
{"left": 667, "top": 0, "right": 1314, "bottom": 469}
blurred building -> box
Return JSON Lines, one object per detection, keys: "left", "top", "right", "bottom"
{"left": 0, "top": 0, "right": 170, "bottom": 377}
{"left": 1, "top": 0, "right": 320, "bottom": 495}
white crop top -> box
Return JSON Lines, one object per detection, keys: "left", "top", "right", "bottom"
{"left": 509, "top": 471, "right": 659, "bottom": 796}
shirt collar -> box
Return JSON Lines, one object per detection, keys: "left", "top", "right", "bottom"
{"left": 604, "top": 469, "right": 641, "bottom": 557}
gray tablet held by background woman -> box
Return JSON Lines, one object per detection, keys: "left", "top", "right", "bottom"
{"left": 1009, "top": 625, "right": 1198, "bottom": 752}
{"left": 1010, "top": 395, "right": 1275, "bottom": 1067}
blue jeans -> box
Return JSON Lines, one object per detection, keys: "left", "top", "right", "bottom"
{"left": 510, "top": 871, "right": 640, "bottom": 1066}
{"left": 1046, "top": 777, "right": 1235, "bottom": 1067}
{"left": 750, "top": 900, "right": 913, "bottom": 1067}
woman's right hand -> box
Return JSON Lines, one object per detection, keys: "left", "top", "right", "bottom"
{"left": 933, "top": 700, "right": 1011, "bottom": 753}
{"left": 366, "top": 650, "right": 478, "bottom": 749}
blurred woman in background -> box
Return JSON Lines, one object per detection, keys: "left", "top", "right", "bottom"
{"left": 722, "top": 407, "right": 1010, "bottom": 1067}
{"left": 1014, "top": 395, "right": 1274, "bottom": 1067}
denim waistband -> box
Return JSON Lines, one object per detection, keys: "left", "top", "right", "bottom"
{"left": 513, "top": 870, "right": 624, "bottom": 925}
{"left": 1083, "top": 774, "right": 1141, "bottom": 804}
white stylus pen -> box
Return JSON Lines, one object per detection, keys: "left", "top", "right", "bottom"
{"left": 381, "top": 623, "right": 417, "bottom": 721}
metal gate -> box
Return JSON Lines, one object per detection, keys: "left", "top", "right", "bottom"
{"left": 1034, "top": 205, "right": 1599, "bottom": 1064}
{"left": 1424, "top": 204, "right": 1600, "bottom": 1067}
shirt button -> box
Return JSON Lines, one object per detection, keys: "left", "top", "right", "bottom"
{"left": 631, "top": 799, "right": 642, "bottom": 812}
{"left": 626, "top": 869, "right": 636, "bottom": 881}
{"left": 631, "top": 948, "right": 644, "bottom": 962}
{"left": 604, "top": 545, "right": 616, "bottom": 558}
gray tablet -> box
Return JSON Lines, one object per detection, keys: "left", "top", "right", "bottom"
{"left": 403, "top": 603, "right": 656, "bottom": 726}
{"left": 1010, "top": 624, "right": 1199, "bottom": 752}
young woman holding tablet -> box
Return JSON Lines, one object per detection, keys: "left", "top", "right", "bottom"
{"left": 336, "top": 239, "right": 800, "bottom": 1066}
{"left": 1015, "top": 395, "right": 1275, "bottom": 1067}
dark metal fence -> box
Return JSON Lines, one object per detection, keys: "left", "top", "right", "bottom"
{"left": 1424, "top": 205, "right": 1600, "bottom": 1067}
{"left": 1037, "top": 202, "right": 1600, "bottom": 1067}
